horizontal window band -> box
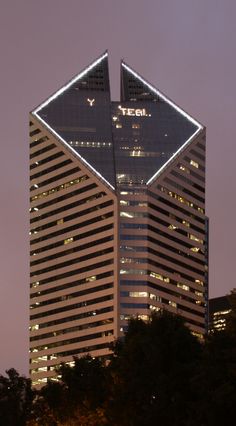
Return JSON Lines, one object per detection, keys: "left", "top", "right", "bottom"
{"left": 30, "top": 128, "right": 41, "bottom": 137}
{"left": 30, "top": 190, "right": 106, "bottom": 224}
{"left": 30, "top": 235, "right": 114, "bottom": 266}
{"left": 30, "top": 329, "right": 114, "bottom": 352}
{"left": 31, "top": 182, "right": 97, "bottom": 211}
{"left": 30, "top": 211, "right": 114, "bottom": 245}
{"left": 30, "top": 306, "right": 114, "bottom": 330}
{"left": 31, "top": 258, "right": 114, "bottom": 286}
{"left": 30, "top": 294, "right": 114, "bottom": 320}
{"left": 30, "top": 282, "right": 113, "bottom": 310}
{"left": 148, "top": 190, "right": 205, "bottom": 224}
{"left": 30, "top": 143, "right": 56, "bottom": 160}
{"left": 30, "top": 270, "right": 113, "bottom": 296}
{"left": 30, "top": 136, "right": 49, "bottom": 149}
{"left": 120, "top": 279, "right": 203, "bottom": 301}
{"left": 170, "top": 170, "right": 205, "bottom": 193}
{"left": 30, "top": 317, "right": 114, "bottom": 342}
{"left": 30, "top": 166, "right": 81, "bottom": 190}
{"left": 30, "top": 152, "right": 65, "bottom": 173}
{"left": 30, "top": 223, "right": 113, "bottom": 256}
{"left": 163, "top": 177, "right": 205, "bottom": 204}
{"left": 30, "top": 199, "right": 113, "bottom": 233}
{"left": 30, "top": 247, "right": 114, "bottom": 277}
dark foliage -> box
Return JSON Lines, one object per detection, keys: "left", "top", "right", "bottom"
{"left": 0, "top": 368, "right": 34, "bottom": 426}
{"left": 2, "top": 309, "right": 236, "bottom": 425}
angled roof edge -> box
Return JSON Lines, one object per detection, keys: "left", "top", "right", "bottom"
{"left": 31, "top": 51, "right": 115, "bottom": 191}
{"left": 32, "top": 111, "right": 115, "bottom": 191}
{"left": 147, "top": 127, "right": 202, "bottom": 185}
{"left": 121, "top": 61, "right": 204, "bottom": 186}
{"left": 121, "top": 61, "right": 204, "bottom": 129}
{"left": 32, "top": 51, "right": 108, "bottom": 114}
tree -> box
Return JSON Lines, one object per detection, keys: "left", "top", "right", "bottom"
{"left": 32, "top": 355, "right": 109, "bottom": 425}
{"left": 108, "top": 311, "right": 202, "bottom": 426}
{"left": 27, "top": 308, "right": 236, "bottom": 425}
{"left": 0, "top": 368, "right": 34, "bottom": 426}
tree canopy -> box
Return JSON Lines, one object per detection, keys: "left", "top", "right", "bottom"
{"left": 1, "top": 309, "right": 236, "bottom": 425}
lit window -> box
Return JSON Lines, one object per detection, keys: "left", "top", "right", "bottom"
{"left": 150, "top": 293, "right": 158, "bottom": 300}
{"left": 116, "top": 124, "right": 122, "bottom": 128}
{"left": 213, "top": 310, "right": 231, "bottom": 316}
{"left": 198, "top": 207, "right": 204, "bottom": 213}
{"left": 179, "top": 164, "right": 190, "bottom": 174}
{"left": 190, "top": 160, "right": 199, "bottom": 168}
{"left": 138, "top": 314, "right": 149, "bottom": 321}
{"left": 149, "top": 305, "right": 160, "bottom": 312}
{"left": 129, "top": 291, "right": 148, "bottom": 298}
{"left": 57, "top": 218, "right": 64, "bottom": 225}
{"left": 121, "top": 257, "right": 132, "bottom": 264}
{"left": 195, "top": 279, "right": 204, "bottom": 286}
{"left": 31, "top": 324, "right": 39, "bottom": 331}
{"left": 190, "top": 247, "right": 200, "bottom": 252}
{"left": 120, "top": 200, "right": 129, "bottom": 206}
{"left": 132, "top": 124, "right": 140, "bottom": 129}
{"left": 195, "top": 291, "right": 203, "bottom": 297}
{"left": 189, "top": 234, "right": 203, "bottom": 244}
{"left": 169, "top": 300, "right": 177, "bottom": 308}
{"left": 168, "top": 224, "right": 177, "bottom": 230}
{"left": 64, "top": 237, "right": 73, "bottom": 245}
{"left": 177, "top": 283, "right": 189, "bottom": 291}
{"left": 67, "top": 361, "right": 75, "bottom": 367}
{"left": 120, "top": 211, "right": 134, "bottom": 218}
{"left": 86, "top": 275, "right": 96, "bottom": 282}
{"left": 38, "top": 367, "right": 47, "bottom": 372}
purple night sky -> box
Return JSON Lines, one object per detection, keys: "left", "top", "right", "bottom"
{"left": 0, "top": 0, "right": 235, "bottom": 376}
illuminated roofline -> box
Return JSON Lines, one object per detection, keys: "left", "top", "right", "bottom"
{"left": 121, "top": 62, "right": 204, "bottom": 186}
{"left": 146, "top": 128, "right": 201, "bottom": 185}
{"left": 32, "top": 51, "right": 115, "bottom": 191}
{"left": 121, "top": 62, "right": 203, "bottom": 129}
{"left": 32, "top": 112, "right": 115, "bottom": 191}
{"left": 33, "top": 51, "right": 108, "bottom": 114}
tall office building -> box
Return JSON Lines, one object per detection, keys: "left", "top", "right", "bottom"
{"left": 29, "top": 52, "right": 208, "bottom": 386}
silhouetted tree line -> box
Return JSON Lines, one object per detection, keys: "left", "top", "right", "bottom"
{"left": 1, "top": 296, "right": 236, "bottom": 425}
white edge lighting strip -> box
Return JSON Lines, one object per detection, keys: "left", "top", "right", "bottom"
{"left": 34, "top": 52, "right": 108, "bottom": 113}
{"left": 121, "top": 62, "right": 203, "bottom": 186}
{"left": 32, "top": 52, "right": 115, "bottom": 191}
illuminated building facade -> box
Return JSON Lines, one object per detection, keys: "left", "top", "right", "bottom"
{"left": 29, "top": 52, "right": 208, "bottom": 385}
{"left": 209, "top": 295, "right": 232, "bottom": 332}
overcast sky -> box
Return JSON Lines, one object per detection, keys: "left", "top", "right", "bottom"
{"left": 0, "top": 0, "right": 235, "bottom": 376}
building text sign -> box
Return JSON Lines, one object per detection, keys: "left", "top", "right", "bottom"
{"left": 118, "top": 106, "right": 151, "bottom": 117}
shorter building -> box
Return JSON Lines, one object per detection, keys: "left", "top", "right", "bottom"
{"left": 209, "top": 295, "right": 232, "bottom": 332}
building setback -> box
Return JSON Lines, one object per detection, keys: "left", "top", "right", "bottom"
{"left": 29, "top": 52, "right": 208, "bottom": 386}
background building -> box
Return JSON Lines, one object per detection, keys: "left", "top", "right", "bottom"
{"left": 29, "top": 52, "right": 208, "bottom": 386}
{"left": 209, "top": 295, "right": 232, "bottom": 332}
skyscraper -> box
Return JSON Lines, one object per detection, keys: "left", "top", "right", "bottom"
{"left": 29, "top": 52, "right": 208, "bottom": 386}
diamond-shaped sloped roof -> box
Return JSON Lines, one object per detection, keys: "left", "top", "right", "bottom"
{"left": 117, "top": 62, "right": 202, "bottom": 185}
{"left": 33, "top": 52, "right": 116, "bottom": 189}
{"left": 33, "top": 52, "right": 203, "bottom": 189}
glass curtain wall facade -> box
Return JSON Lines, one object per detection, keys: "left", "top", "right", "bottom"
{"left": 29, "top": 52, "right": 208, "bottom": 385}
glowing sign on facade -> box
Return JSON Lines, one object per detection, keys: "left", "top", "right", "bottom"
{"left": 87, "top": 98, "right": 95, "bottom": 106}
{"left": 118, "top": 106, "right": 151, "bottom": 117}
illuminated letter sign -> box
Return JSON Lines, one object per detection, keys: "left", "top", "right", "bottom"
{"left": 118, "top": 106, "right": 151, "bottom": 117}
{"left": 87, "top": 98, "right": 95, "bottom": 106}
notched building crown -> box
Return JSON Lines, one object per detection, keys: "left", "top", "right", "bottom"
{"left": 32, "top": 51, "right": 203, "bottom": 190}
